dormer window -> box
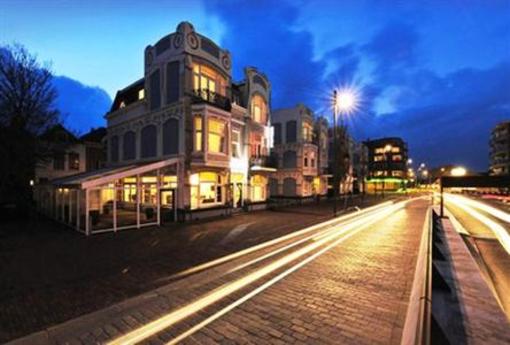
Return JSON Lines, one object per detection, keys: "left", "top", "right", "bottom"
{"left": 138, "top": 89, "right": 145, "bottom": 100}
{"left": 251, "top": 94, "right": 267, "bottom": 124}
{"left": 119, "top": 101, "right": 126, "bottom": 109}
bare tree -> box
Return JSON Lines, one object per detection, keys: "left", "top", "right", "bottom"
{"left": 0, "top": 44, "right": 59, "bottom": 206}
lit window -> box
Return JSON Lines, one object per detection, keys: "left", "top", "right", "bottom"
{"left": 119, "top": 101, "right": 126, "bottom": 109}
{"left": 232, "top": 130, "right": 241, "bottom": 158}
{"left": 251, "top": 94, "right": 267, "bottom": 124}
{"left": 393, "top": 155, "right": 402, "bottom": 161}
{"left": 374, "top": 155, "right": 384, "bottom": 162}
{"left": 190, "top": 172, "right": 224, "bottom": 209}
{"left": 391, "top": 147, "right": 400, "bottom": 153}
{"left": 251, "top": 175, "right": 267, "bottom": 202}
{"left": 208, "top": 118, "right": 226, "bottom": 154}
{"left": 194, "top": 115, "right": 202, "bottom": 151}
{"left": 302, "top": 122, "right": 313, "bottom": 142}
{"left": 192, "top": 63, "right": 226, "bottom": 96}
{"left": 138, "top": 89, "right": 145, "bottom": 100}
{"left": 69, "top": 153, "right": 80, "bottom": 170}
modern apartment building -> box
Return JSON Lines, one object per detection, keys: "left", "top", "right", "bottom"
{"left": 490, "top": 121, "right": 510, "bottom": 176}
{"left": 35, "top": 22, "right": 273, "bottom": 234}
{"left": 364, "top": 137, "right": 408, "bottom": 192}
{"left": 270, "top": 104, "right": 328, "bottom": 198}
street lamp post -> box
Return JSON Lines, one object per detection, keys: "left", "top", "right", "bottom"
{"left": 333, "top": 90, "right": 338, "bottom": 216}
{"left": 331, "top": 87, "right": 358, "bottom": 217}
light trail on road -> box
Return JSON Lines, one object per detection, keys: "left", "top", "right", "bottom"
{"left": 107, "top": 200, "right": 411, "bottom": 345}
{"left": 444, "top": 193, "right": 510, "bottom": 255}
{"left": 168, "top": 201, "right": 394, "bottom": 280}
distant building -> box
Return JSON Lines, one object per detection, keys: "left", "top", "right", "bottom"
{"left": 270, "top": 104, "right": 328, "bottom": 198}
{"left": 364, "top": 137, "right": 408, "bottom": 192}
{"left": 35, "top": 125, "right": 106, "bottom": 184}
{"left": 490, "top": 121, "right": 510, "bottom": 176}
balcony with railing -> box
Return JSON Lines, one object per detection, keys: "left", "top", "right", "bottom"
{"left": 190, "top": 89, "right": 232, "bottom": 112}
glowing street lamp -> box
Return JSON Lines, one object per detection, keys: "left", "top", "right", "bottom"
{"left": 451, "top": 166, "right": 467, "bottom": 177}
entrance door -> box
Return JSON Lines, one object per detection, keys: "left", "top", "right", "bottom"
{"left": 160, "top": 188, "right": 175, "bottom": 223}
{"left": 232, "top": 183, "right": 243, "bottom": 208}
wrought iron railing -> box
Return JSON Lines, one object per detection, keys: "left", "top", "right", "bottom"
{"left": 190, "top": 89, "right": 231, "bottom": 111}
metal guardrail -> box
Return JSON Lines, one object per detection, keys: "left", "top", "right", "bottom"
{"left": 401, "top": 207, "right": 433, "bottom": 345}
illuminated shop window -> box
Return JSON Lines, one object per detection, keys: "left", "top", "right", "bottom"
{"left": 208, "top": 118, "right": 226, "bottom": 154}
{"left": 251, "top": 175, "right": 267, "bottom": 202}
{"left": 190, "top": 172, "right": 224, "bottom": 209}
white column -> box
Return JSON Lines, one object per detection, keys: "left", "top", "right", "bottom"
{"left": 68, "top": 190, "right": 72, "bottom": 225}
{"left": 76, "top": 189, "right": 81, "bottom": 231}
{"left": 113, "top": 182, "right": 117, "bottom": 232}
{"left": 157, "top": 169, "right": 161, "bottom": 226}
{"left": 85, "top": 189, "right": 90, "bottom": 236}
{"left": 136, "top": 174, "right": 140, "bottom": 229}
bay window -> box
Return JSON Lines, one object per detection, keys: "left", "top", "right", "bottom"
{"left": 208, "top": 118, "right": 226, "bottom": 154}
{"left": 194, "top": 115, "right": 203, "bottom": 151}
{"left": 192, "top": 63, "right": 226, "bottom": 97}
{"left": 232, "top": 129, "right": 241, "bottom": 158}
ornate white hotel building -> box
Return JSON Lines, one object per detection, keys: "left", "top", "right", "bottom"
{"left": 35, "top": 22, "right": 275, "bottom": 234}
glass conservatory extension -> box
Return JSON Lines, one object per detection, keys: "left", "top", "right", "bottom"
{"left": 34, "top": 158, "right": 180, "bottom": 235}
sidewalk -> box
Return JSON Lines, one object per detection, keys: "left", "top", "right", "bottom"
{"left": 0, "top": 195, "right": 391, "bottom": 343}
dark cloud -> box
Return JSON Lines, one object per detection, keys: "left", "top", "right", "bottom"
{"left": 52, "top": 76, "right": 111, "bottom": 133}
{"left": 207, "top": 2, "right": 510, "bottom": 171}
{"left": 207, "top": 0, "right": 326, "bottom": 110}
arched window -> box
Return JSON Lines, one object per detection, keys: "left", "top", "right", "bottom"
{"left": 286, "top": 120, "right": 297, "bottom": 143}
{"left": 123, "top": 131, "right": 136, "bottom": 160}
{"left": 283, "top": 178, "right": 296, "bottom": 197}
{"left": 163, "top": 118, "right": 179, "bottom": 155}
{"left": 110, "top": 136, "right": 119, "bottom": 162}
{"left": 251, "top": 94, "right": 267, "bottom": 124}
{"left": 150, "top": 69, "right": 161, "bottom": 110}
{"left": 141, "top": 125, "right": 157, "bottom": 158}
{"left": 283, "top": 150, "right": 297, "bottom": 169}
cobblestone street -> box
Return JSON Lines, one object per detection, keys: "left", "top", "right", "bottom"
{"left": 7, "top": 198, "right": 428, "bottom": 345}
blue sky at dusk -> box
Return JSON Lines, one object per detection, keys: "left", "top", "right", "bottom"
{"left": 1, "top": 0, "right": 509, "bottom": 171}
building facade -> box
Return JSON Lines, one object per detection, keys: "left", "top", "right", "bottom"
{"left": 365, "top": 137, "right": 408, "bottom": 192}
{"left": 270, "top": 104, "right": 328, "bottom": 198}
{"left": 35, "top": 22, "right": 274, "bottom": 234}
{"left": 35, "top": 125, "right": 106, "bottom": 184}
{"left": 490, "top": 121, "right": 510, "bottom": 176}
